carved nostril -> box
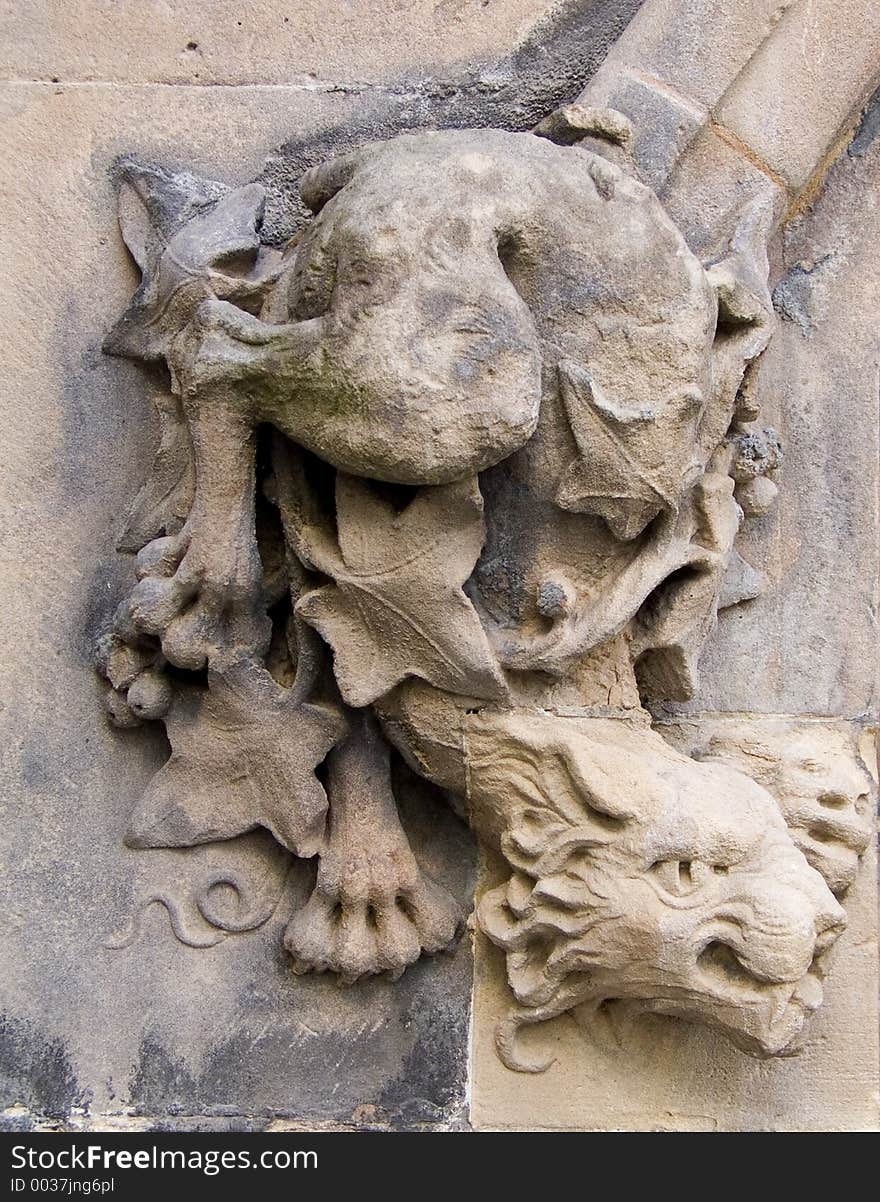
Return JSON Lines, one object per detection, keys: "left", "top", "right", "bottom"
{"left": 814, "top": 897, "right": 847, "bottom": 941}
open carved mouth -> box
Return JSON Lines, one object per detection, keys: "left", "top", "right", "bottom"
{"left": 696, "top": 936, "right": 838, "bottom": 1055}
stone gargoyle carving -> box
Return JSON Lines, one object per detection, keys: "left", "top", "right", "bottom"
{"left": 96, "top": 112, "right": 870, "bottom": 1070}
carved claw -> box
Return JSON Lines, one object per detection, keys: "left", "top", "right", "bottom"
{"left": 119, "top": 524, "right": 270, "bottom": 670}
{"left": 285, "top": 859, "right": 462, "bottom": 984}
{"left": 283, "top": 708, "right": 464, "bottom": 983}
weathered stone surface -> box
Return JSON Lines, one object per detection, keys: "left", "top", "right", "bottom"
{"left": 0, "top": 0, "right": 561, "bottom": 87}
{"left": 0, "top": 0, "right": 654, "bottom": 1128}
{"left": 0, "top": 0, "right": 650, "bottom": 1128}
{"left": 715, "top": 0, "right": 880, "bottom": 190}
{"left": 2, "top": 0, "right": 879, "bottom": 1135}
{"left": 576, "top": 1, "right": 797, "bottom": 190}
{"left": 655, "top": 107, "right": 880, "bottom": 719}
{"left": 94, "top": 94, "right": 832, "bottom": 1081}
{"left": 470, "top": 726, "right": 878, "bottom": 1131}
{"left": 579, "top": 66, "right": 705, "bottom": 189}
{"left": 463, "top": 3, "right": 880, "bottom": 1130}
{"left": 0, "top": 82, "right": 476, "bottom": 1131}
{"left": 586, "top": 0, "right": 796, "bottom": 109}
{"left": 662, "top": 123, "right": 785, "bottom": 259}
{"left": 470, "top": 712, "right": 846, "bottom": 1067}
{"left": 658, "top": 716, "right": 875, "bottom": 896}
{"left": 471, "top": 836, "right": 878, "bottom": 1130}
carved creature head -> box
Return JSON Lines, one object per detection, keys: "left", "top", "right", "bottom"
{"left": 265, "top": 129, "right": 730, "bottom": 507}
{"left": 108, "top": 129, "right": 769, "bottom": 527}
{"left": 470, "top": 715, "right": 846, "bottom": 1070}
{"left": 667, "top": 719, "right": 875, "bottom": 895}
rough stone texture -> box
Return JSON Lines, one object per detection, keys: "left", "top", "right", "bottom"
{"left": 468, "top": 70, "right": 880, "bottom": 1136}
{"left": 94, "top": 93, "right": 841, "bottom": 1083}
{"left": 661, "top": 123, "right": 785, "bottom": 260}
{"left": 580, "top": 0, "right": 880, "bottom": 206}
{"left": 2, "top": 0, "right": 878, "bottom": 1135}
{"left": 658, "top": 717, "right": 875, "bottom": 896}
{"left": 715, "top": 0, "right": 880, "bottom": 190}
{"left": 655, "top": 100, "right": 880, "bottom": 720}
{"left": 469, "top": 712, "right": 847, "bottom": 1066}
{"left": 575, "top": 0, "right": 797, "bottom": 191}
{"left": 0, "top": 0, "right": 561, "bottom": 87}
{"left": 0, "top": 0, "right": 643, "bottom": 106}
{"left": 588, "top": 0, "right": 796, "bottom": 108}
{"left": 0, "top": 0, "right": 653, "bottom": 1133}
{"left": 0, "top": 78, "right": 466, "bottom": 1139}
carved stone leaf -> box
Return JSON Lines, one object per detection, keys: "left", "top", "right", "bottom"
{"left": 127, "top": 658, "right": 346, "bottom": 857}
{"left": 555, "top": 358, "right": 702, "bottom": 540}
{"left": 718, "top": 548, "right": 765, "bottom": 609}
{"left": 631, "top": 472, "right": 741, "bottom": 701}
{"left": 295, "top": 475, "right": 507, "bottom": 708}
{"left": 117, "top": 390, "right": 195, "bottom": 552}
{"left": 104, "top": 162, "right": 282, "bottom": 363}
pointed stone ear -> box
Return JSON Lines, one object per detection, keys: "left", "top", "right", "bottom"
{"left": 557, "top": 736, "right": 636, "bottom": 823}
{"left": 116, "top": 174, "right": 155, "bottom": 273}
{"left": 718, "top": 548, "right": 766, "bottom": 609}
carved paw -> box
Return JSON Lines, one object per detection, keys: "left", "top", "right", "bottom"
{"left": 284, "top": 845, "right": 464, "bottom": 984}
{"left": 117, "top": 526, "right": 270, "bottom": 670}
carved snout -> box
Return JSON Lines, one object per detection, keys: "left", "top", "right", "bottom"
{"left": 709, "top": 869, "right": 846, "bottom": 989}
{"left": 687, "top": 840, "right": 847, "bottom": 1057}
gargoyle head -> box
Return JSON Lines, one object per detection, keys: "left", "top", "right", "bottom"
{"left": 663, "top": 718, "right": 875, "bottom": 896}
{"left": 469, "top": 715, "right": 846, "bottom": 1070}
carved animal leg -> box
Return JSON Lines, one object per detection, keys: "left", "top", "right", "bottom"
{"left": 119, "top": 393, "right": 271, "bottom": 670}
{"left": 284, "top": 709, "right": 463, "bottom": 983}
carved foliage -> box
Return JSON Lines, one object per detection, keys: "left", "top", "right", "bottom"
{"left": 95, "top": 123, "right": 859, "bottom": 1073}
{"left": 283, "top": 468, "right": 507, "bottom": 707}
{"left": 126, "top": 657, "right": 346, "bottom": 858}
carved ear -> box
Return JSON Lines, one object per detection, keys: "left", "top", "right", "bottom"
{"left": 116, "top": 175, "right": 157, "bottom": 273}
{"left": 558, "top": 738, "right": 636, "bottom": 823}
{"left": 105, "top": 172, "right": 269, "bottom": 361}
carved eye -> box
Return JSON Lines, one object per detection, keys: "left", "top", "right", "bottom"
{"left": 649, "top": 859, "right": 713, "bottom": 896}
